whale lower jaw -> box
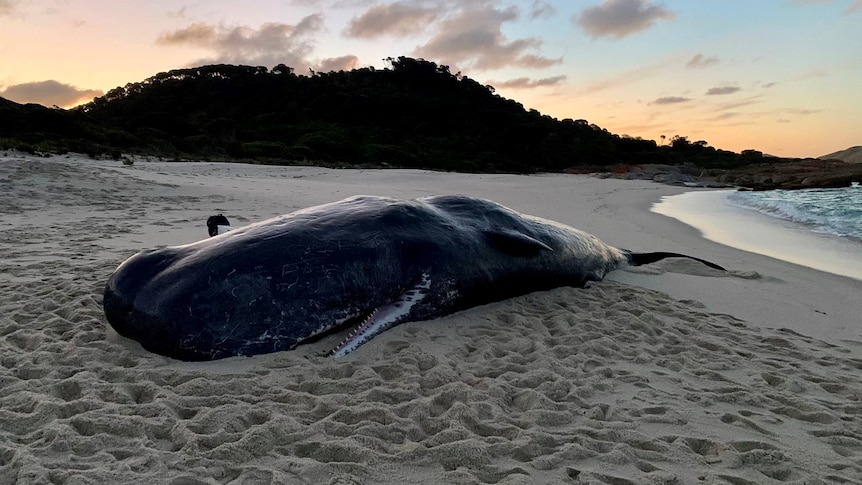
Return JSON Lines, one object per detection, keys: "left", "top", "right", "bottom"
{"left": 331, "top": 273, "right": 432, "bottom": 358}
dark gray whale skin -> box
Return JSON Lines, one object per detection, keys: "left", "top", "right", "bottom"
{"left": 103, "top": 195, "right": 724, "bottom": 361}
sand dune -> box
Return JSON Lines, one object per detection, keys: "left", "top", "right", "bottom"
{"left": 2, "top": 154, "right": 861, "bottom": 484}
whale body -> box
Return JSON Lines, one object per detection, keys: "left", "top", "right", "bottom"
{"left": 103, "top": 195, "right": 724, "bottom": 361}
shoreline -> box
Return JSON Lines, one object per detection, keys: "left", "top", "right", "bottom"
{"left": 608, "top": 184, "right": 862, "bottom": 348}
{"left": 2, "top": 154, "right": 861, "bottom": 484}
{"left": 652, "top": 189, "right": 862, "bottom": 282}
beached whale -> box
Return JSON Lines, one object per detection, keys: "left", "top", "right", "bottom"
{"left": 103, "top": 195, "right": 724, "bottom": 361}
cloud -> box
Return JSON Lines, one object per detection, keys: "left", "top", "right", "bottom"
{"left": 156, "top": 15, "right": 324, "bottom": 69}
{"left": 0, "top": 0, "right": 20, "bottom": 16}
{"left": 575, "top": 0, "right": 675, "bottom": 39}
{"left": 317, "top": 55, "right": 360, "bottom": 72}
{"left": 345, "top": 1, "right": 440, "bottom": 38}
{"left": 794, "top": 0, "right": 862, "bottom": 13}
{"left": 706, "top": 86, "right": 741, "bottom": 95}
{"left": 685, "top": 53, "right": 719, "bottom": 69}
{"left": 490, "top": 75, "right": 567, "bottom": 89}
{"left": 413, "top": 4, "right": 561, "bottom": 70}
{"left": 785, "top": 108, "right": 821, "bottom": 115}
{"left": 332, "top": 0, "right": 375, "bottom": 7}
{"left": 158, "top": 22, "right": 218, "bottom": 45}
{"left": 529, "top": 0, "right": 556, "bottom": 19}
{"left": 714, "top": 96, "right": 762, "bottom": 112}
{"left": 711, "top": 112, "right": 741, "bottom": 121}
{"left": 167, "top": 6, "right": 188, "bottom": 19}
{"left": 650, "top": 96, "right": 690, "bottom": 105}
{"left": 0, "top": 80, "right": 103, "bottom": 107}
{"left": 581, "top": 57, "right": 677, "bottom": 93}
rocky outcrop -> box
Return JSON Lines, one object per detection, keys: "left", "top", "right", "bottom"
{"left": 820, "top": 146, "right": 862, "bottom": 164}
{"left": 594, "top": 164, "right": 730, "bottom": 188}
{"left": 596, "top": 159, "right": 862, "bottom": 190}
{"left": 714, "top": 158, "right": 862, "bottom": 190}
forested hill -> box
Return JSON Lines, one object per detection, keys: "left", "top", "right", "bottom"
{"left": 3, "top": 57, "right": 775, "bottom": 172}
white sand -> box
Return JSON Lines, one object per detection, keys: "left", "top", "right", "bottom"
{"left": 1, "top": 153, "right": 860, "bottom": 484}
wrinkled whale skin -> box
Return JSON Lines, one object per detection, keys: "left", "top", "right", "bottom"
{"left": 103, "top": 195, "right": 721, "bottom": 361}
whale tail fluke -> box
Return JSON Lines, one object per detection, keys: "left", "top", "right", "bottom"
{"left": 626, "top": 251, "right": 726, "bottom": 272}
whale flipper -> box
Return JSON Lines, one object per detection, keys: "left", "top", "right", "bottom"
{"left": 485, "top": 228, "right": 553, "bottom": 256}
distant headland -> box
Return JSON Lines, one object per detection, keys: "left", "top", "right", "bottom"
{"left": 2, "top": 57, "right": 858, "bottom": 189}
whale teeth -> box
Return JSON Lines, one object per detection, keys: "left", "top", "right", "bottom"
{"left": 329, "top": 273, "right": 431, "bottom": 358}
{"left": 328, "top": 306, "right": 382, "bottom": 356}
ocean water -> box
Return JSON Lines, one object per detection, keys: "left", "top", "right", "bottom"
{"left": 727, "top": 186, "right": 862, "bottom": 243}
{"left": 652, "top": 187, "right": 862, "bottom": 281}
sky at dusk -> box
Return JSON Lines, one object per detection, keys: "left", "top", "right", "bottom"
{"left": 1, "top": 0, "right": 860, "bottom": 158}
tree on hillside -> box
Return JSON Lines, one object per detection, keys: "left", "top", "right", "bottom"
{"left": 0, "top": 58, "right": 765, "bottom": 171}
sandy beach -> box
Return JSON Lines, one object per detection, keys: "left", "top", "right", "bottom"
{"left": 2, "top": 153, "right": 861, "bottom": 484}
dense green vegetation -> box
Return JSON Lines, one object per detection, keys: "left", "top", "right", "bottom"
{"left": 1, "top": 57, "right": 784, "bottom": 171}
